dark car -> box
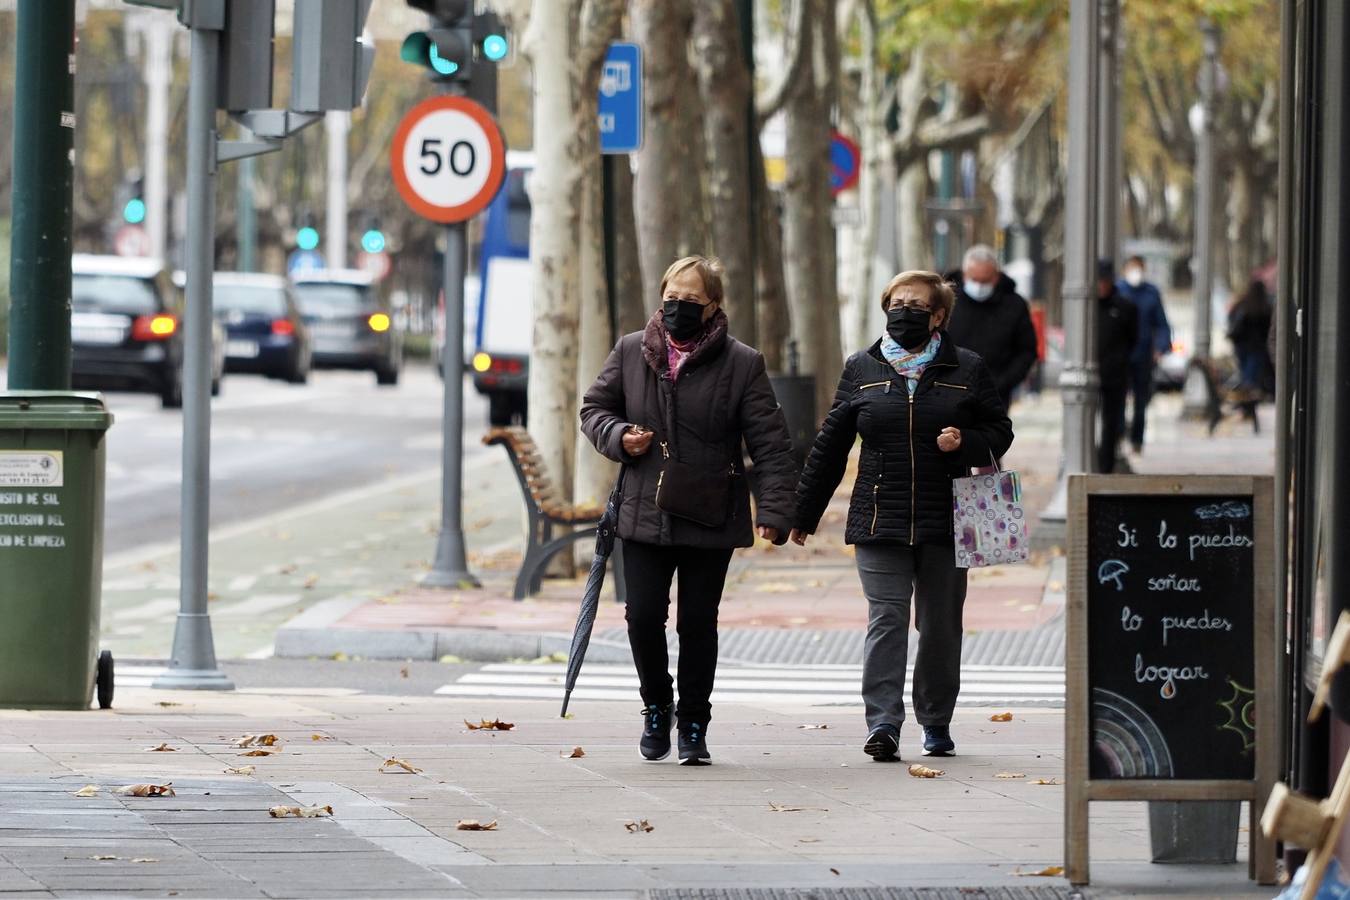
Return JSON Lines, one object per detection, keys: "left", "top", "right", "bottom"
{"left": 71, "top": 255, "right": 223, "bottom": 408}
{"left": 213, "top": 272, "right": 311, "bottom": 384}
{"left": 291, "top": 269, "right": 402, "bottom": 386}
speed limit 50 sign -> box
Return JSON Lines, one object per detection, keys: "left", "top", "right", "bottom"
{"left": 391, "top": 96, "right": 506, "bottom": 223}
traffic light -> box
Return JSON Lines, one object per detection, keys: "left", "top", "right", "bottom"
{"left": 295, "top": 213, "right": 320, "bottom": 251}
{"left": 291, "top": 0, "right": 376, "bottom": 113}
{"left": 117, "top": 173, "right": 147, "bottom": 225}
{"left": 401, "top": 2, "right": 508, "bottom": 112}
{"left": 360, "top": 219, "right": 386, "bottom": 255}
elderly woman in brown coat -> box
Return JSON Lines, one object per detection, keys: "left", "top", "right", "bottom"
{"left": 580, "top": 255, "right": 798, "bottom": 766}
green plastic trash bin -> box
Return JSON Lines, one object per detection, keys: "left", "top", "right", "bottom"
{"left": 0, "top": 392, "right": 114, "bottom": 710}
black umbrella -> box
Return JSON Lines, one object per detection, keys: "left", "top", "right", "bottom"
{"left": 560, "top": 467, "right": 627, "bottom": 717}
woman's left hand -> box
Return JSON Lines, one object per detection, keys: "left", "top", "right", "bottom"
{"left": 937, "top": 427, "right": 962, "bottom": 452}
{"left": 757, "top": 525, "right": 780, "bottom": 543}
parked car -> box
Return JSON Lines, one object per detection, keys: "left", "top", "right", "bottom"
{"left": 72, "top": 255, "right": 223, "bottom": 408}
{"left": 212, "top": 272, "right": 311, "bottom": 384}
{"left": 291, "top": 269, "right": 402, "bottom": 386}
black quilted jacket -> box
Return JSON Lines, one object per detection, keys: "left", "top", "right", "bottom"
{"left": 793, "top": 333, "right": 1014, "bottom": 546}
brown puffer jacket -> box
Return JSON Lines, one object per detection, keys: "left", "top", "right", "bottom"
{"left": 579, "top": 309, "right": 799, "bottom": 548}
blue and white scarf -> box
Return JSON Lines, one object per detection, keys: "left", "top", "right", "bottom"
{"left": 880, "top": 331, "right": 941, "bottom": 396}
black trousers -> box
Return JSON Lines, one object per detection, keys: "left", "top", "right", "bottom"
{"left": 620, "top": 540, "right": 734, "bottom": 724}
{"left": 1099, "top": 384, "right": 1128, "bottom": 473}
{"left": 1127, "top": 360, "right": 1154, "bottom": 448}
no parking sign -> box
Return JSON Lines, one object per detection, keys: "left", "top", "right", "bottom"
{"left": 391, "top": 95, "right": 506, "bottom": 223}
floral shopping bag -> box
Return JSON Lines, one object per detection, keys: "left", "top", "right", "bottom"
{"left": 952, "top": 464, "right": 1029, "bottom": 568}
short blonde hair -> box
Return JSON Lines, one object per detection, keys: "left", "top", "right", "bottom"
{"left": 880, "top": 270, "right": 956, "bottom": 322}
{"left": 661, "top": 255, "right": 724, "bottom": 304}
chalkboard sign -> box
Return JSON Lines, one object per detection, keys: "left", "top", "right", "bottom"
{"left": 1065, "top": 475, "right": 1276, "bottom": 887}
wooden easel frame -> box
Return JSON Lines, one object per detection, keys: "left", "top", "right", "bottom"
{"left": 1065, "top": 474, "right": 1278, "bottom": 885}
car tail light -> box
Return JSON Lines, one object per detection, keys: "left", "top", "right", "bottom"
{"left": 272, "top": 318, "right": 295, "bottom": 337}
{"left": 131, "top": 314, "right": 177, "bottom": 341}
{"left": 367, "top": 312, "right": 391, "bottom": 333}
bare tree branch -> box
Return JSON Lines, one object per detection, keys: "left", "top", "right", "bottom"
{"left": 755, "top": 0, "right": 810, "bottom": 128}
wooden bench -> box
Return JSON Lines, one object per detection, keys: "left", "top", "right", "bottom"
{"left": 483, "top": 427, "right": 625, "bottom": 602}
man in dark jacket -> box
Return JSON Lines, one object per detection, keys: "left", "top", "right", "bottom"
{"left": 944, "top": 245, "right": 1039, "bottom": 412}
{"left": 1116, "top": 255, "right": 1172, "bottom": 453}
{"left": 1096, "top": 259, "right": 1139, "bottom": 474}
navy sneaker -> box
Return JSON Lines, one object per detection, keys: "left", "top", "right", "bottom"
{"left": 677, "top": 720, "right": 711, "bottom": 765}
{"left": 640, "top": 704, "right": 673, "bottom": 761}
{"left": 864, "top": 724, "right": 901, "bottom": 761}
{"left": 922, "top": 724, "right": 956, "bottom": 756}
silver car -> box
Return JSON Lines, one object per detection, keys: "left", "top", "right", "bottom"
{"left": 291, "top": 269, "right": 402, "bottom": 386}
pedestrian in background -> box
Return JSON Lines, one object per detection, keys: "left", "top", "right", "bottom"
{"left": 1116, "top": 255, "right": 1172, "bottom": 455}
{"left": 579, "top": 255, "right": 798, "bottom": 766}
{"left": 1095, "top": 259, "right": 1139, "bottom": 474}
{"left": 944, "top": 245, "right": 1039, "bottom": 413}
{"left": 790, "top": 270, "right": 1013, "bottom": 763}
{"left": 1227, "top": 278, "right": 1275, "bottom": 417}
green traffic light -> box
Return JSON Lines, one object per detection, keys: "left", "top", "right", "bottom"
{"left": 429, "top": 44, "right": 458, "bottom": 76}
{"left": 482, "top": 33, "right": 508, "bottom": 62}
{"left": 296, "top": 226, "right": 320, "bottom": 251}
{"left": 361, "top": 230, "right": 386, "bottom": 254}
{"left": 123, "top": 197, "right": 147, "bottom": 225}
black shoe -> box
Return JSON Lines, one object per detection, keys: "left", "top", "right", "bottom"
{"left": 677, "top": 720, "right": 711, "bottom": 765}
{"left": 640, "top": 704, "right": 673, "bottom": 761}
{"left": 922, "top": 724, "right": 955, "bottom": 756}
{"left": 864, "top": 724, "right": 901, "bottom": 762}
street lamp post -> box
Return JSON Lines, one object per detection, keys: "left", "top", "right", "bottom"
{"left": 1193, "top": 20, "right": 1221, "bottom": 364}
{"left": 1097, "top": 0, "right": 1121, "bottom": 266}
{"left": 1040, "top": 0, "right": 1100, "bottom": 532}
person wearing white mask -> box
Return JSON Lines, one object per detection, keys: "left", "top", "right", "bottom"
{"left": 1115, "top": 254, "right": 1172, "bottom": 454}
{"left": 944, "top": 245, "right": 1039, "bottom": 413}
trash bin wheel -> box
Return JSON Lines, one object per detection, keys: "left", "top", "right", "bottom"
{"left": 96, "top": 650, "right": 114, "bottom": 710}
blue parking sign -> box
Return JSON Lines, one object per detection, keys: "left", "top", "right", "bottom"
{"left": 598, "top": 43, "right": 642, "bottom": 154}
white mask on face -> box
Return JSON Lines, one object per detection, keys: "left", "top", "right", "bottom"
{"left": 964, "top": 280, "right": 995, "bottom": 302}
{"left": 1124, "top": 267, "right": 1144, "bottom": 288}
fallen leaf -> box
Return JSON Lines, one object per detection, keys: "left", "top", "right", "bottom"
{"left": 624, "top": 819, "right": 654, "bottom": 833}
{"left": 1033, "top": 778, "right": 1062, "bottom": 785}
{"left": 268, "top": 805, "right": 333, "bottom": 818}
{"left": 830, "top": 868, "right": 841, "bottom": 876}
{"left": 907, "top": 764, "right": 944, "bottom": 778}
{"left": 155, "top": 701, "right": 181, "bottom": 708}
{"left": 989, "top": 712, "right": 1013, "bottom": 722}
{"left": 798, "top": 838, "right": 821, "bottom": 844}
{"left": 233, "top": 733, "right": 279, "bottom": 748}
{"left": 379, "top": 758, "right": 422, "bottom": 774}
{"left": 224, "top": 766, "right": 255, "bottom": 776}
{"left": 563, "top": 747, "right": 585, "bottom": 759}
{"left": 769, "top": 802, "right": 828, "bottom": 813}
{"left": 331, "top": 651, "right": 349, "bottom": 661}
{"left": 132, "top": 858, "right": 159, "bottom": 864}
{"left": 114, "top": 783, "right": 176, "bottom": 797}
{"left": 465, "top": 718, "right": 514, "bottom": 731}
{"left": 90, "top": 854, "right": 119, "bottom": 861}
{"left": 278, "top": 563, "right": 298, "bottom": 575}
{"left": 456, "top": 819, "right": 498, "bottom": 831}
{"left": 240, "top": 749, "right": 279, "bottom": 757}
{"left": 145, "top": 743, "right": 177, "bottom": 752}
{"left": 303, "top": 574, "right": 319, "bottom": 589}
{"left": 73, "top": 785, "right": 100, "bottom": 798}
{"left": 438, "top": 654, "right": 464, "bottom": 664}
{"left": 399, "top": 666, "right": 410, "bottom": 679}
{"left": 798, "top": 724, "right": 829, "bottom": 730}
{"left": 1015, "top": 865, "right": 1065, "bottom": 877}
{"left": 995, "top": 772, "right": 1027, "bottom": 779}
{"left": 310, "top": 734, "right": 332, "bottom": 742}
{"left": 561, "top": 712, "right": 576, "bottom": 720}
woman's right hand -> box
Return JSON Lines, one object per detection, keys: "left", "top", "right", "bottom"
{"left": 788, "top": 528, "right": 809, "bottom": 546}
{"left": 622, "top": 428, "right": 654, "bottom": 457}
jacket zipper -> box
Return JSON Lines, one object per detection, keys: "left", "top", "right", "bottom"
{"left": 908, "top": 392, "right": 916, "bottom": 545}
{"left": 933, "top": 381, "right": 968, "bottom": 390}
{"left": 870, "top": 480, "right": 880, "bottom": 534}
{"left": 859, "top": 380, "right": 892, "bottom": 392}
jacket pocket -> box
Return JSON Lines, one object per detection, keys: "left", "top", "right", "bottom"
{"left": 868, "top": 450, "right": 884, "bottom": 535}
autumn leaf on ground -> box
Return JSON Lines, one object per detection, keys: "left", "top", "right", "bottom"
{"left": 145, "top": 743, "right": 177, "bottom": 752}
{"left": 456, "top": 819, "right": 498, "bottom": 831}
{"left": 132, "top": 858, "right": 159, "bottom": 864}
{"left": 830, "top": 868, "right": 841, "bottom": 876}
{"left": 989, "top": 712, "right": 1013, "bottom": 722}
{"left": 798, "top": 724, "right": 829, "bottom": 730}
{"left": 769, "top": 802, "right": 828, "bottom": 813}
{"left": 239, "top": 749, "right": 279, "bottom": 757}
{"left": 399, "top": 666, "right": 410, "bottom": 679}
{"left": 995, "top": 772, "right": 1027, "bottom": 779}
{"left": 624, "top": 819, "right": 654, "bottom": 833}
{"left": 310, "top": 734, "right": 332, "bottom": 742}
{"left": 562, "top": 747, "right": 585, "bottom": 759}
{"left": 278, "top": 563, "right": 298, "bottom": 575}
{"left": 114, "top": 783, "right": 175, "bottom": 797}
{"left": 90, "top": 855, "right": 118, "bottom": 861}
{"left": 379, "top": 758, "right": 422, "bottom": 774}
{"left": 155, "top": 701, "right": 181, "bottom": 708}
{"left": 269, "top": 805, "right": 333, "bottom": 818}
{"left": 907, "top": 764, "right": 944, "bottom": 778}
{"left": 224, "top": 766, "right": 255, "bottom": 776}
{"left": 233, "top": 733, "right": 279, "bottom": 748}
{"left": 1033, "top": 778, "right": 1062, "bottom": 785}
{"left": 465, "top": 718, "right": 514, "bottom": 731}
{"left": 1015, "top": 865, "right": 1065, "bottom": 877}
{"left": 302, "top": 574, "right": 319, "bottom": 589}
{"left": 798, "top": 837, "right": 821, "bottom": 843}
{"left": 73, "top": 785, "right": 100, "bottom": 798}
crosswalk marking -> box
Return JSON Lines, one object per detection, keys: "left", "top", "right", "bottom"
{"left": 434, "top": 663, "right": 1065, "bottom": 708}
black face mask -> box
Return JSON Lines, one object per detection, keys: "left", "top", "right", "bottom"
{"left": 662, "top": 299, "right": 707, "bottom": 341}
{"left": 886, "top": 306, "right": 934, "bottom": 351}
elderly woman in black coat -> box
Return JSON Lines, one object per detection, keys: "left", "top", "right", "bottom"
{"left": 580, "top": 255, "right": 798, "bottom": 766}
{"left": 791, "top": 270, "right": 1013, "bottom": 763}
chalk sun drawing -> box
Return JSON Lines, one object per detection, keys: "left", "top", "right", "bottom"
{"left": 1217, "top": 679, "right": 1256, "bottom": 753}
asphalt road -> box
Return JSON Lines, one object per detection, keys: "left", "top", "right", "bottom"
{"left": 98, "top": 363, "right": 488, "bottom": 555}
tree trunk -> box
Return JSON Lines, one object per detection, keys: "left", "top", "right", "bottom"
{"left": 693, "top": 0, "right": 756, "bottom": 348}
{"left": 610, "top": 157, "right": 647, "bottom": 336}
{"left": 632, "top": 0, "right": 698, "bottom": 301}
{"left": 896, "top": 159, "right": 930, "bottom": 271}
{"left": 752, "top": 136, "right": 790, "bottom": 373}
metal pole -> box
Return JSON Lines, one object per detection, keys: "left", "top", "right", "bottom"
{"left": 325, "top": 110, "right": 350, "bottom": 270}
{"left": 154, "top": 20, "right": 233, "bottom": 691}
{"left": 1041, "top": 0, "right": 1100, "bottom": 530}
{"left": 143, "top": 11, "right": 172, "bottom": 264}
{"left": 236, "top": 154, "right": 257, "bottom": 272}
{"left": 7, "top": 0, "right": 75, "bottom": 389}
{"left": 424, "top": 223, "right": 479, "bottom": 588}
{"left": 1096, "top": 0, "right": 1120, "bottom": 265}
{"left": 1193, "top": 21, "right": 1221, "bottom": 364}
{"left": 737, "top": 0, "right": 759, "bottom": 351}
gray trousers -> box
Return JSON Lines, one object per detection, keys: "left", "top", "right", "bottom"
{"left": 854, "top": 542, "right": 968, "bottom": 730}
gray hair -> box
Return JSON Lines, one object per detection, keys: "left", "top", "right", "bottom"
{"left": 962, "top": 244, "right": 999, "bottom": 269}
